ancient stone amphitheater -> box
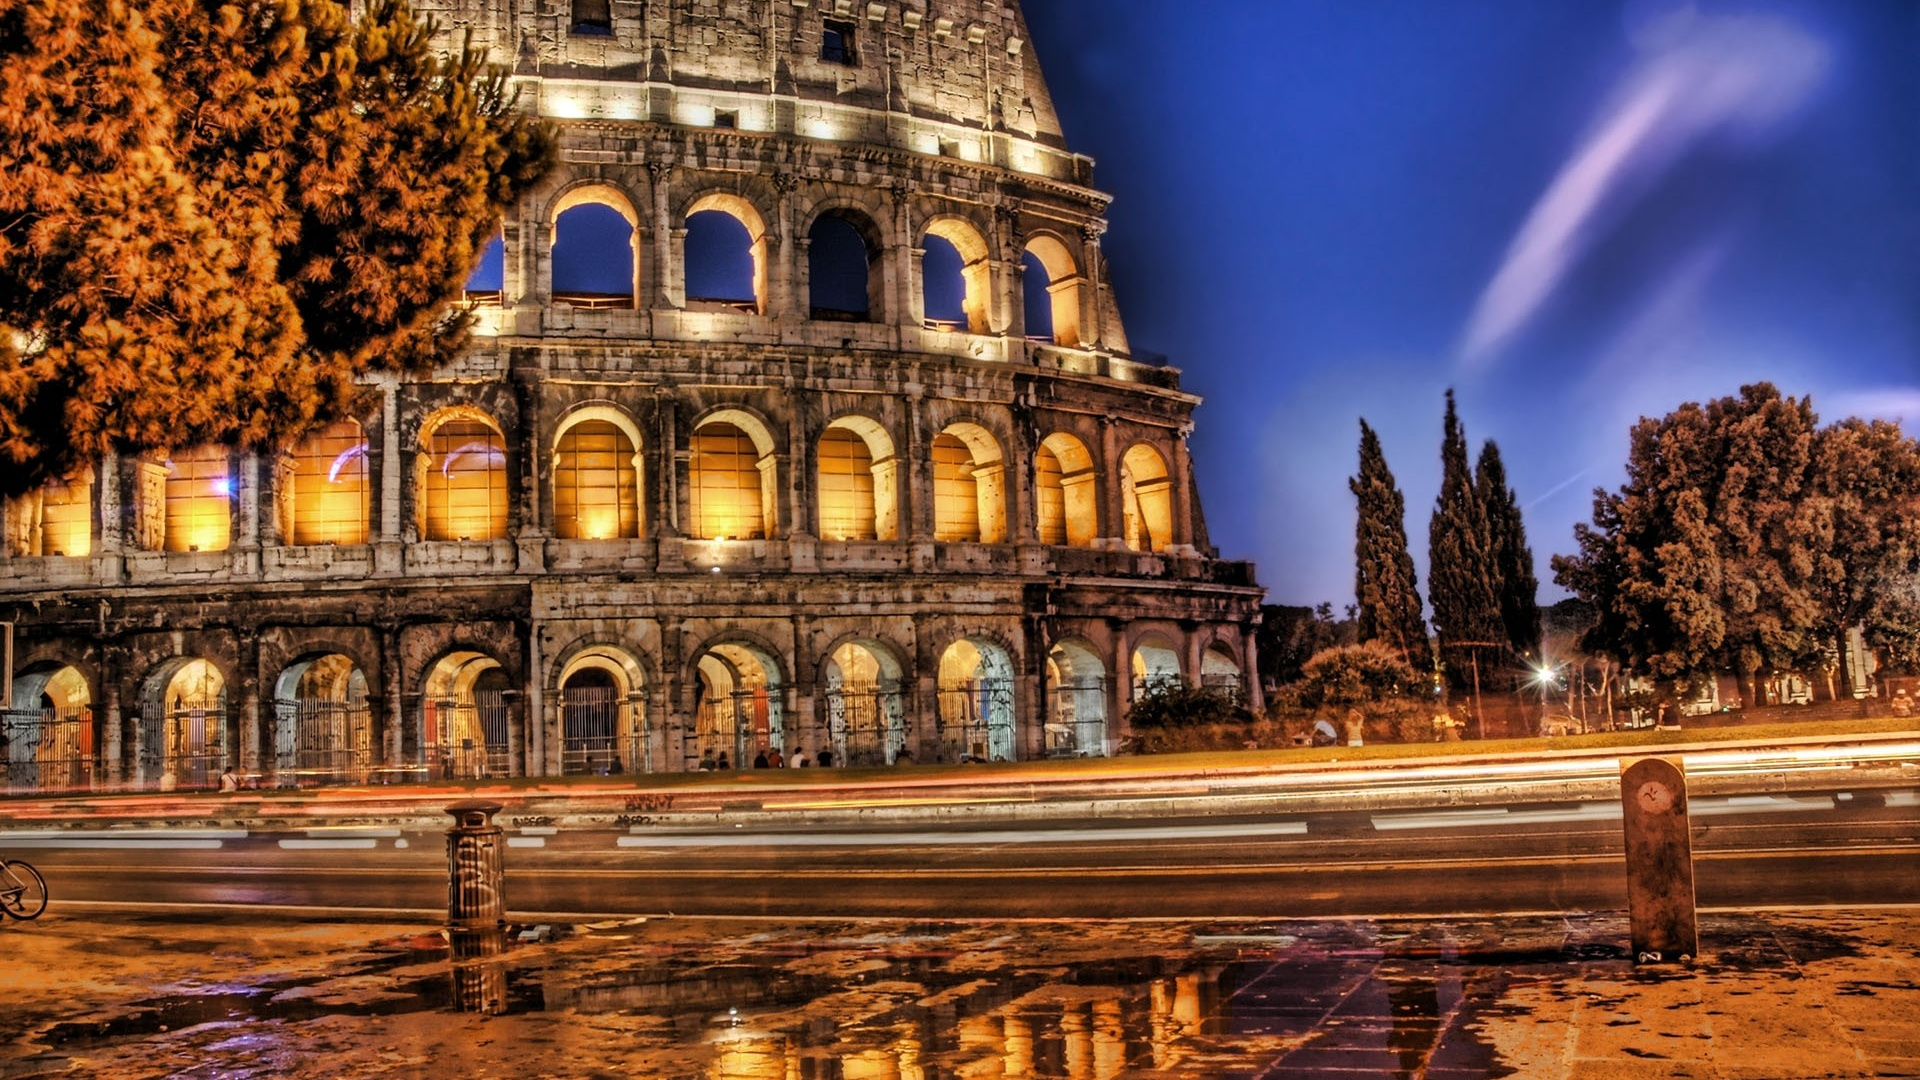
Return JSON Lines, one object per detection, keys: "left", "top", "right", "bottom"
{"left": 0, "top": 0, "right": 1262, "bottom": 790}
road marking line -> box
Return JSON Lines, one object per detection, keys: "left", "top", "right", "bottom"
{"left": 507, "top": 837, "right": 547, "bottom": 848}
{"left": 616, "top": 821, "right": 1310, "bottom": 847}
{"left": 0, "top": 838, "right": 225, "bottom": 850}
{"left": 278, "top": 839, "right": 379, "bottom": 850}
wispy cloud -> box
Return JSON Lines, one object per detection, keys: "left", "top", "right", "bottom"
{"left": 1458, "top": 9, "right": 1828, "bottom": 369}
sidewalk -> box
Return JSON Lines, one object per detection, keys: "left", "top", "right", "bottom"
{"left": 4, "top": 904, "right": 1918, "bottom": 1078}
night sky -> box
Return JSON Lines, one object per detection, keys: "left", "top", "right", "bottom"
{"left": 1021, "top": 0, "right": 1920, "bottom": 610}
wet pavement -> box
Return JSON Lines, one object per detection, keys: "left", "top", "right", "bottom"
{"left": 3, "top": 906, "right": 1919, "bottom": 1078}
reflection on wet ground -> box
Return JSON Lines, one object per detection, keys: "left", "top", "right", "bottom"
{"left": 5, "top": 912, "right": 1917, "bottom": 1079}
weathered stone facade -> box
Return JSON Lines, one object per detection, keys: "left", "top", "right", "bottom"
{"left": 0, "top": 0, "right": 1263, "bottom": 790}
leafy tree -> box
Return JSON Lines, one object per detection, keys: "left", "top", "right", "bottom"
{"left": 1351, "top": 419, "right": 1428, "bottom": 667}
{"left": 0, "top": 0, "right": 553, "bottom": 496}
{"left": 1256, "top": 602, "right": 1356, "bottom": 687}
{"left": 1428, "top": 390, "right": 1502, "bottom": 691}
{"left": 1553, "top": 384, "right": 1830, "bottom": 704}
{"left": 1806, "top": 418, "right": 1920, "bottom": 684}
{"left": 1476, "top": 440, "right": 1540, "bottom": 658}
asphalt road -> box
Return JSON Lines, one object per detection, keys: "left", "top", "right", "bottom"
{"left": 15, "top": 788, "right": 1918, "bottom": 920}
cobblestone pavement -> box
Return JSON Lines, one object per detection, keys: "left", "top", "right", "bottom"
{"left": 2, "top": 906, "right": 1918, "bottom": 1079}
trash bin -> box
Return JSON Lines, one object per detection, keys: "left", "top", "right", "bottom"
{"left": 445, "top": 800, "right": 505, "bottom": 928}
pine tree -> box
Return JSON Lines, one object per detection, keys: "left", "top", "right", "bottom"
{"left": 1350, "top": 419, "right": 1427, "bottom": 667}
{"left": 1476, "top": 440, "right": 1540, "bottom": 658}
{"left": 0, "top": 0, "right": 554, "bottom": 496}
{"left": 1428, "top": 390, "right": 1503, "bottom": 692}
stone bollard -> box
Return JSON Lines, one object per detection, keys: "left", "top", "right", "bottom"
{"left": 445, "top": 800, "right": 506, "bottom": 928}
{"left": 1620, "top": 757, "right": 1698, "bottom": 964}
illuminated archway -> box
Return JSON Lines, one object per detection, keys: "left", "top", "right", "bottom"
{"left": 165, "top": 446, "right": 231, "bottom": 553}
{"left": 1120, "top": 443, "right": 1173, "bottom": 553}
{"left": 1022, "top": 233, "right": 1082, "bottom": 347}
{"left": 920, "top": 216, "right": 990, "bottom": 333}
{"left": 1036, "top": 432, "right": 1098, "bottom": 548}
{"left": 557, "top": 646, "right": 646, "bottom": 775}
{"left": 419, "top": 409, "right": 508, "bottom": 542}
{"left": 684, "top": 192, "right": 769, "bottom": 314}
{"left": 822, "top": 640, "right": 906, "bottom": 766}
{"left": 272, "top": 654, "right": 372, "bottom": 785}
{"left": 932, "top": 423, "right": 1007, "bottom": 544}
{"left": 1046, "top": 640, "right": 1108, "bottom": 758}
{"left": 817, "top": 416, "right": 898, "bottom": 542}
{"left": 553, "top": 409, "right": 643, "bottom": 540}
{"left": 690, "top": 411, "right": 777, "bottom": 540}
{"left": 289, "top": 420, "right": 370, "bottom": 546}
{"left": 1131, "top": 637, "right": 1183, "bottom": 697}
{"left": 937, "top": 638, "right": 1016, "bottom": 763}
{"left": 690, "top": 642, "right": 783, "bottom": 771}
{"left": 5, "top": 663, "right": 95, "bottom": 792}
{"left": 1202, "top": 644, "right": 1244, "bottom": 703}
{"left": 140, "top": 658, "right": 229, "bottom": 790}
{"left": 423, "top": 651, "right": 512, "bottom": 779}
{"left": 6, "top": 469, "right": 92, "bottom": 558}
{"left": 551, "top": 184, "right": 640, "bottom": 309}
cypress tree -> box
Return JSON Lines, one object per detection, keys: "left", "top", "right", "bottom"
{"left": 1350, "top": 419, "right": 1427, "bottom": 667}
{"left": 1476, "top": 440, "right": 1541, "bottom": 658}
{"left": 1428, "top": 390, "right": 1503, "bottom": 691}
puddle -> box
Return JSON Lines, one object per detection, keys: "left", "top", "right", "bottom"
{"left": 16, "top": 918, "right": 1652, "bottom": 1078}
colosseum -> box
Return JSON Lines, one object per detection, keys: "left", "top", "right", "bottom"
{"left": 0, "top": 0, "right": 1263, "bottom": 790}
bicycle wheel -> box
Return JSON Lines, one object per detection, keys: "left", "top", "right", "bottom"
{"left": 0, "top": 859, "right": 48, "bottom": 920}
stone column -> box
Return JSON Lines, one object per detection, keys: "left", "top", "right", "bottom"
{"left": 102, "top": 661, "right": 124, "bottom": 787}
{"left": 237, "top": 632, "right": 262, "bottom": 775}
{"left": 647, "top": 162, "right": 677, "bottom": 308}
{"left": 1100, "top": 415, "right": 1123, "bottom": 548}
{"left": 382, "top": 625, "right": 405, "bottom": 770}
{"left": 1081, "top": 221, "right": 1107, "bottom": 348}
{"left": 1170, "top": 424, "right": 1197, "bottom": 553}
{"left": 911, "top": 612, "right": 940, "bottom": 760}
{"left": 1109, "top": 618, "right": 1132, "bottom": 739}
{"left": 660, "top": 616, "right": 685, "bottom": 771}
{"left": 98, "top": 450, "right": 125, "bottom": 581}
{"left": 233, "top": 451, "right": 262, "bottom": 576}
{"left": 503, "top": 688, "right": 527, "bottom": 778}
{"left": 769, "top": 171, "right": 798, "bottom": 321}
{"left": 789, "top": 613, "right": 816, "bottom": 755}
{"left": 1241, "top": 630, "right": 1265, "bottom": 712}
{"left": 376, "top": 379, "right": 405, "bottom": 575}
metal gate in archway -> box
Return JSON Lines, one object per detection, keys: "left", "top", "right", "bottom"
{"left": 159, "top": 707, "right": 228, "bottom": 791}
{"left": 2, "top": 707, "right": 95, "bottom": 793}
{"left": 277, "top": 699, "right": 372, "bottom": 785}
{"left": 689, "top": 689, "right": 762, "bottom": 770}
{"left": 1046, "top": 677, "right": 1109, "bottom": 758}
{"left": 561, "top": 686, "right": 637, "bottom": 775}
{"left": 822, "top": 682, "right": 905, "bottom": 766}
{"left": 937, "top": 678, "right": 1015, "bottom": 763}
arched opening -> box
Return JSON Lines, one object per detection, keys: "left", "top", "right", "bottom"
{"left": 690, "top": 643, "right": 782, "bottom": 771}
{"left": 423, "top": 652, "right": 512, "bottom": 779}
{"left": 464, "top": 230, "right": 505, "bottom": 305}
{"left": 140, "top": 658, "right": 229, "bottom": 791}
{"left": 553, "top": 414, "right": 642, "bottom": 540}
{"left": 817, "top": 417, "right": 898, "bottom": 542}
{"left": 551, "top": 187, "right": 639, "bottom": 309}
{"left": 1121, "top": 443, "right": 1174, "bottom": 553}
{"left": 165, "top": 445, "right": 231, "bottom": 553}
{"left": 690, "top": 414, "right": 775, "bottom": 540}
{"left": 937, "top": 638, "right": 1016, "bottom": 763}
{"left": 932, "top": 423, "right": 1007, "bottom": 544}
{"left": 289, "top": 420, "right": 370, "bottom": 546}
{"left": 558, "top": 648, "right": 647, "bottom": 774}
{"left": 685, "top": 193, "right": 768, "bottom": 315}
{"left": 1131, "top": 638, "right": 1183, "bottom": 698}
{"left": 272, "top": 654, "right": 372, "bottom": 786}
{"left": 821, "top": 641, "right": 906, "bottom": 766}
{"left": 1022, "top": 234, "right": 1082, "bottom": 347}
{"left": 420, "top": 411, "right": 508, "bottom": 542}
{"left": 1036, "top": 432, "right": 1098, "bottom": 548}
{"left": 920, "top": 218, "right": 990, "bottom": 333}
{"left": 1202, "top": 644, "right": 1245, "bottom": 704}
{"left": 5, "top": 663, "right": 95, "bottom": 792}
{"left": 808, "top": 211, "right": 880, "bottom": 322}
{"left": 1046, "top": 640, "right": 1108, "bottom": 758}
{"left": 6, "top": 469, "right": 93, "bottom": 558}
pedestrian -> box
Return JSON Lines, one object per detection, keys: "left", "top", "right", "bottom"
{"left": 815, "top": 748, "right": 833, "bottom": 768}
{"left": 767, "top": 747, "right": 784, "bottom": 768}
{"left": 219, "top": 766, "right": 239, "bottom": 792}
{"left": 792, "top": 748, "right": 811, "bottom": 768}
{"left": 894, "top": 747, "right": 913, "bottom": 765}
{"left": 753, "top": 750, "right": 769, "bottom": 769}
{"left": 699, "top": 748, "right": 716, "bottom": 771}
{"left": 716, "top": 751, "right": 730, "bottom": 770}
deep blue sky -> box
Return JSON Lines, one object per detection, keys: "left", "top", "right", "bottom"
{"left": 1023, "top": 0, "right": 1920, "bottom": 609}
